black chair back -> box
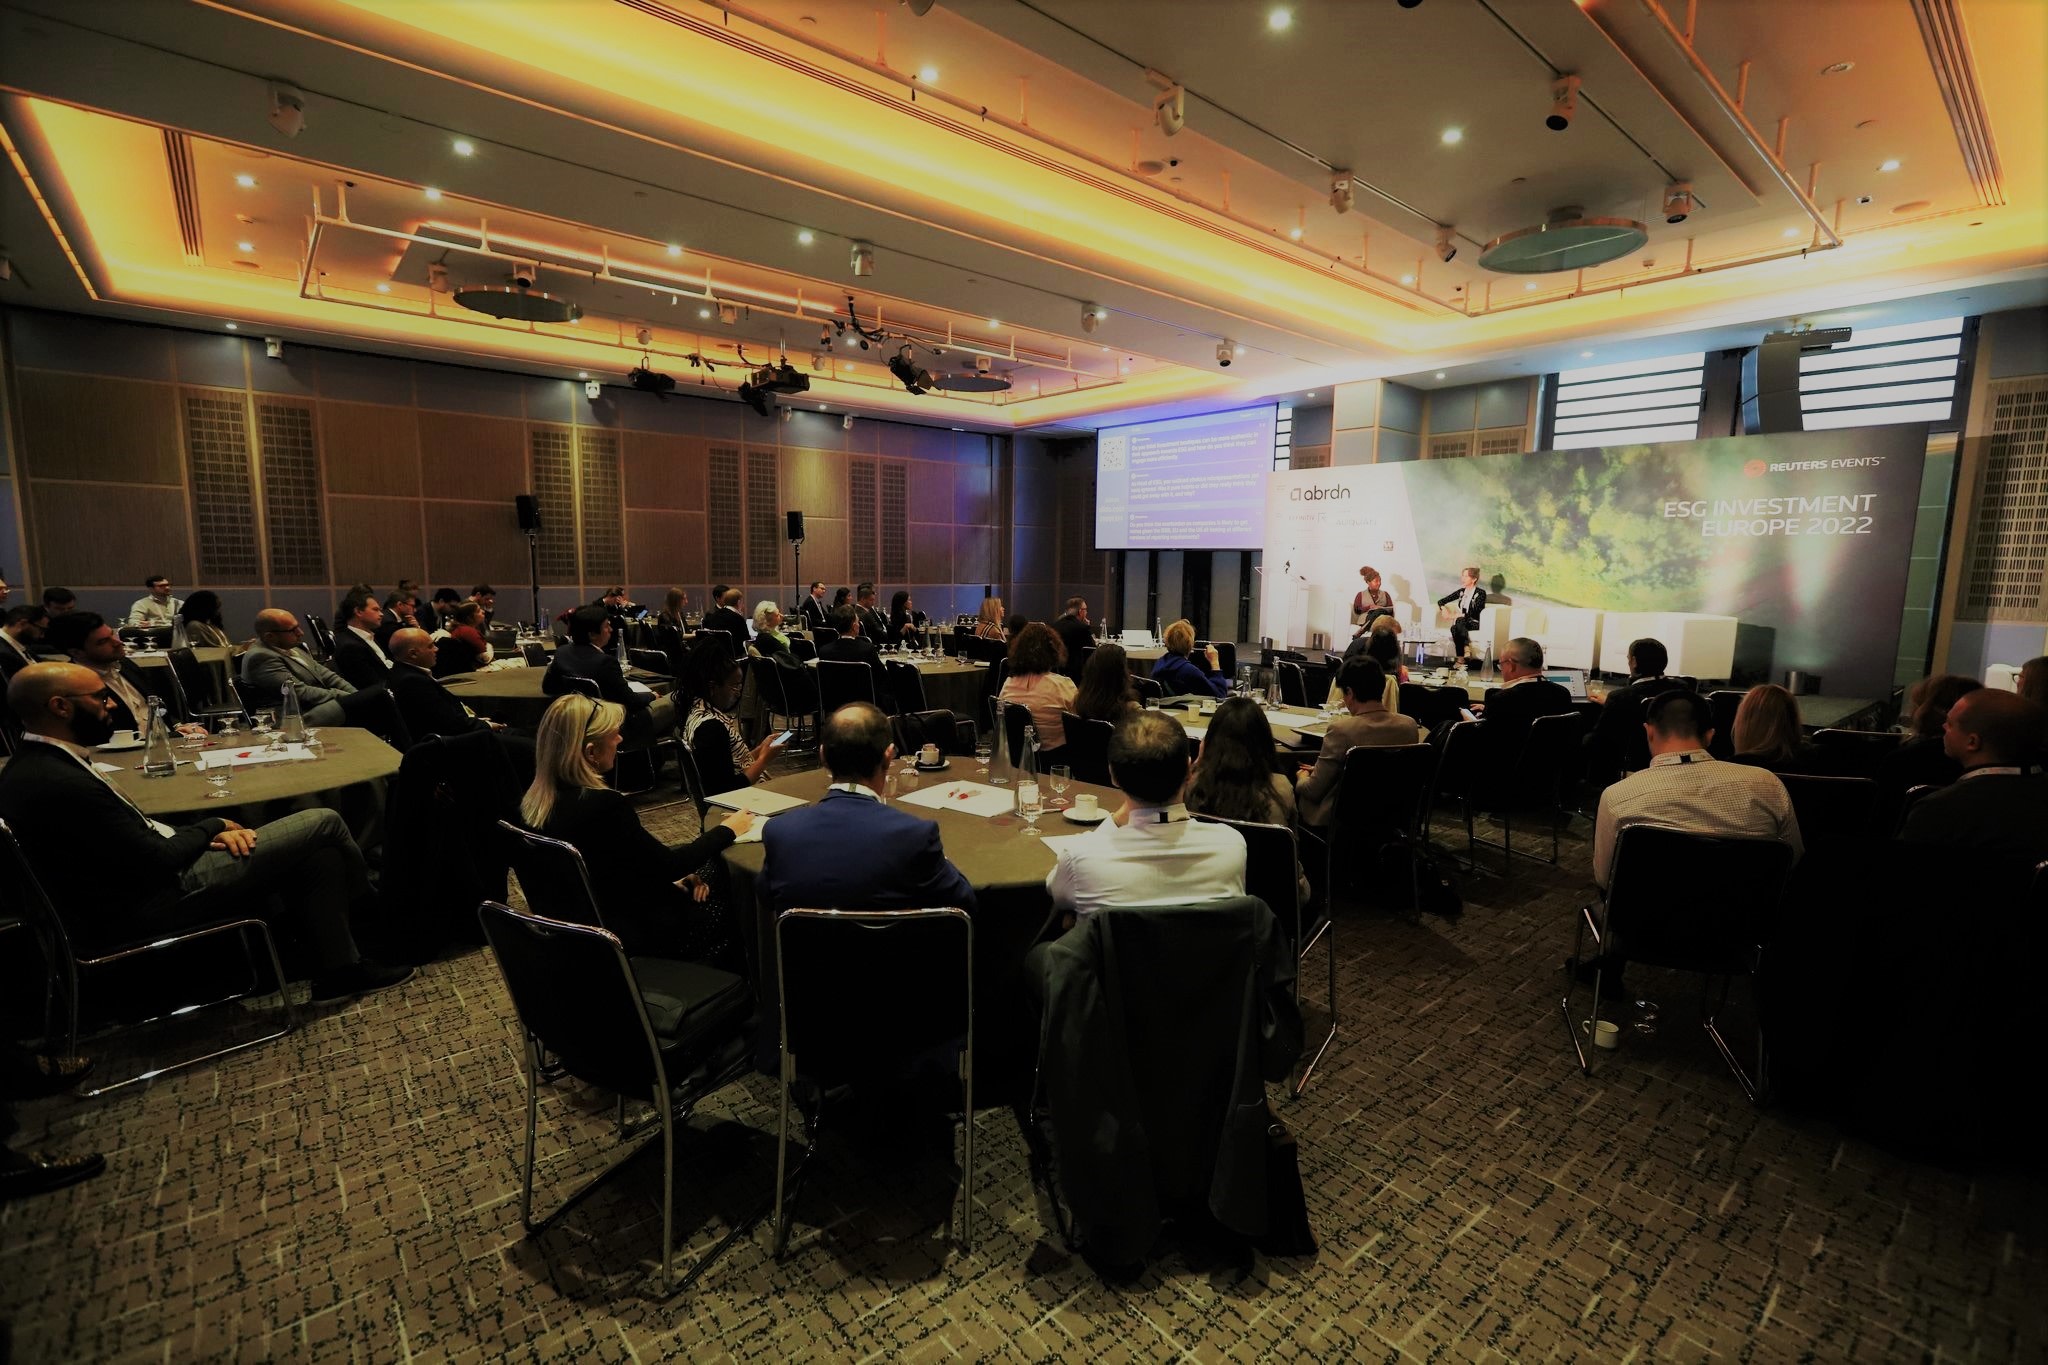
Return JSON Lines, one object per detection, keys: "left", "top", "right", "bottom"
{"left": 1000, "top": 699, "right": 1033, "bottom": 765}
{"left": 790, "top": 635, "right": 818, "bottom": 662}
{"left": 884, "top": 659, "right": 928, "bottom": 714}
{"left": 500, "top": 821, "right": 606, "bottom": 930}
{"left": 694, "top": 628, "right": 737, "bottom": 662}
{"left": 1706, "top": 689, "right": 1745, "bottom": 759}
{"left": 168, "top": 646, "right": 230, "bottom": 714}
{"left": 1275, "top": 661, "right": 1308, "bottom": 707}
{"left": 231, "top": 674, "right": 281, "bottom": 717}
{"left": 1189, "top": 813, "right": 1300, "bottom": 947}
{"left": 628, "top": 648, "right": 670, "bottom": 676}
{"left": 521, "top": 642, "right": 550, "bottom": 666}
{"left": 1811, "top": 727, "right": 1902, "bottom": 778}
{"left": 892, "top": 708, "right": 975, "bottom": 758}
{"left": 1328, "top": 742, "right": 1436, "bottom": 844}
{"left": 1604, "top": 827, "right": 1796, "bottom": 973}
{"left": 816, "top": 659, "right": 875, "bottom": 715}
{"left": 1131, "top": 675, "right": 1165, "bottom": 705}
{"left": 1397, "top": 682, "right": 1436, "bottom": 719}
{"left": 559, "top": 675, "right": 602, "bottom": 700}
{"left": 385, "top": 732, "right": 519, "bottom": 943}
{"left": 1059, "top": 711, "right": 1115, "bottom": 785}
{"left": 750, "top": 655, "right": 792, "bottom": 717}
{"left": 1777, "top": 774, "right": 1879, "bottom": 853}
{"left": 812, "top": 625, "right": 838, "bottom": 646}
{"left": 776, "top": 908, "right": 973, "bottom": 1085}
{"left": 478, "top": 902, "right": 663, "bottom": 1099}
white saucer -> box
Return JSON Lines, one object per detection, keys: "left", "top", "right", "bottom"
{"left": 97, "top": 739, "right": 145, "bottom": 753}
{"left": 913, "top": 758, "right": 951, "bottom": 773}
{"left": 1062, "top": 807, "right": 1108, "bottom": 824}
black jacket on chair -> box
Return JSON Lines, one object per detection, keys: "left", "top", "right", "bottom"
{"left": 1899, "top": 770, "right": 2048, "bottom": 861}
{"left": 538, "top": 786, "right": 738, "bottom": 956}
{"left": 701, "top": 607, "right": 752, "bottom": 655}
{"left": 1033, "top": 897, "right": 1301, "bottom": 1268}
{"left": 389, "top": 662, "right": 491, "bottom": 742}
{"left": 820, "top": 634, "right": 889, "bottom": 708}
{"left": 330, "top": 630, "right": 390, "bottom": 690}
{"left": 546, "top": 642, "right": 654, "bottom": 742}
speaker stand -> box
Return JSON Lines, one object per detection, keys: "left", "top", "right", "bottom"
{"left": 526, "top": 529, "right": 541, "bottom": 632}
{"left": 790, "top": 538, "right": 804, "bottom": 613}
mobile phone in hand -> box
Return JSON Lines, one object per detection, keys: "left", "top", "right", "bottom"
{"left": 770, "top": 729, "right": 794, "bottom": 746}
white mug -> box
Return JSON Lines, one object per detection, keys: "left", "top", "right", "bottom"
{"left": 110, "top": 729, "right": 138, "bottom": 746}
{"left": 1072, "top": 793, "right": 1099, "bottom": 817}
{"left": 918, "top": 743, "right": 941, "bottom": 765}
{"left": 1592, "top": 1020, "right": 1620, "bottom": 1051}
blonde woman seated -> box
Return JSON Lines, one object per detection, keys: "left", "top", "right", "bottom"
{"left": 1150, "top": 619, "right": 1230, "bottom": 699}
{"left": 750, "top": 600, "right": 795, "bottom": 666}
{"left": 975, "top": 597, "right": 1008, "bottom": 641}
{"left": 1727, "top": 683, "right": 1822, "bottom": 775}
{"left": 998, "top": 622, "right": 1078, "bottom": 758}
{"left": 520, "top": 693, "right": 754, "bottom": 964}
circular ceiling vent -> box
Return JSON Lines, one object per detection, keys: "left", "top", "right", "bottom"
{"left": 454, "top": 285, "right": 583, "bottom": 323}
{"left": 1478, "top": 206, "right": 1649, "bottom": 274}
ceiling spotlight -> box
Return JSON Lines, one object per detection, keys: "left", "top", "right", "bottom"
{"left": 1546, "top": 74, "right": 1581, "bottom": 132}
{"left": 1329, "top": 174, "right": 1355, "bottom": 214}
{"left": 1268, "top": 7, "right": 1292, "bottom": 30}
{"left": 1304, "top": 391, "right": 1316, "bottom": 398}
{"left": 1080, "top": 303, "right": 1104, "bottom": 333}
{"left": 1879, "top": 158, "right": 1901, "bottom": 172}
{"left": 850, "top": 241, "right": 875, "bottom": 277}
{"left": 1399, "top": 0, "right": 1424, "bottom": 7}
{"left": 1440, "top": 126, "right": 1463, "bottom": 146}
{"left": 234, "top": 173, "right": 257, "bottom": 188}
{"left": 699, "top": 307, "right": 712, "bottom": 319}
{"left": 1215, "top": 341, "right": 1234, "bottom": 368}
{"left": 918, "top": 65, "right": 939, "bottom": 83}
{"left": 1783, "top": 226, "right": 1803, "bottom": 238}
{"left": 1148, "top": 71, "right": 1186, "bottom": 137}
{"left": 986, "top": 318, "right": 1000, "bottom": 329}
{"left": 888, "top": 343, "right": 935, "bottom": 395}
{"left": 1399, "top": 273, "right": 1416, "bottom": 285}
{"left": 810, "top": 351, "right": 827, "bottom": 371}
{"left": 424, "top": 187, "right": 443, "bottom": 201}
{"left": 1434, "top": 371, "right": 1446, "bottom": 380}
{"left": 797, "top": 229, "right": 815, "bottom": 245}
{"left": 717, "top": 301, "right": 740, "bottom": 325}
{"left": 237, "top": 241, "right": 256, "bottom": 253}
{"left": 1580, "top": 350, "right": 1594, "bottom": 358}
{"left": 842, "top": 414, "right": 854, "bottom": 430}
{"left": 1434, "top": 225, "right": 1458, "bottom": 263}
{"left": 225, "top": 322, "right": 239, "bottom": 331}
{"left": 1661, "top": 181, "right": 1696, "bottom": 224}
{"left": 634, "top": 326, "right": 653, "bottom": 347}
{"left": 266, "top": 82, "right": 306, "bottom": 138}
{"left": 667, "top": 243, "right": 682, "bottom": 257}
{"left": 375, "top": 282, "right": 391, "bottom": 293}
{"left": 452, "top": 138, "right": 475, "bottom": 157}
{"left": 427, "top": 263, "right": 450, "bottom": 294}
{"left": 584, "top": 379, "right": 602, "bottom": 400}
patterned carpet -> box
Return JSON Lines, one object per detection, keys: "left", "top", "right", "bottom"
{"left": 2, "top": 760, "right": 2041, "bottom": 1363}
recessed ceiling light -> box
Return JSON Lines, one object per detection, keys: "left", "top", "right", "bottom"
{"left": 1304, "top": 391, "right": 1316, "bottom": 398}
{"left": 1524, "top": 281, "right": 1538, "bottom": 291}
{"left": 225, "top": 323, "right": 239, "bottom": 331}
{"left": 1783, "top": 227, "right": 1803, "bottom": 238}
{"left": 1821, "top": 61, "right": 1855, "bottom": 75}
{"left": 1399, "top": 273, "right": 1415, "bottom": 285}
{"left": 1288, "top": 226, "right": 1303, "bottom": 240}
{"left": 918, "top": 65, "right": 939, "bottom": 82}
{"left": 237, "top": 241, "right": 255, "bottom": 253}
{"left": 424, "top": 186, "right": 442, "bottom": 201}
{"left": 667, "top": 244, "right": 682, "bottom": 257}
{"left": 452, "top": 138, "right": 475, "bottom": 156}
{"left": 1235, "top": 345, "right": 1246, "bottom": 355}
{"left": 577, "top": 371, "right": 589, "bottom": 379}
{"left": 1434, "top": 371, "right": 1446, "bottom": 380}
{"left": 1579, "top": 350, "right": 1594, "bottom": 358}
{"left": 1441, "top": 127, "right": 1463, "bottom": 146}
{"left": 234, "top": 173, "right": 256, "bottom": 188}
{"left": 797, "top": 229, "right": 815, "bottom": 245}
{"left": 1268, "top": 7, "right": 1293, "bottom": 31}
{"left": 1879, "top": 158, "right": 1900, "bottom": 172}
{"left": 375, "top": 282, "right": 391, "bottom": 293}
{"left": 699, "top": 307, "right": 711, "bottom": 318}
{"left": 987, "top": 319, "right": 1000, "bottom": 328}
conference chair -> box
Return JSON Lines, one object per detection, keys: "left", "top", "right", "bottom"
{"left": 1058, "top": 711, "right": 1114, "bottom": 786}
{"left": 1275, "top": 661, "right": 1308, "bottom": 708}
{"left": 773, "top": 906, "right": 977, "bottom": 1255}
{"left": 1196, "top": 641, "right": 1238, "bottom": 678}
{"left": 1317, "top": 743, "right": 1437, "bottom": 911}
{"left": 500, "top": 822, "right": 605, "bottom": 930}
{"left": 694, "top": 628, "right": 738, "bottom": 662}
{"left": 1559, "top": 827, "right": 1796, "bottom": 1102}
{"left": 993, "top": 657, "right": 1013, "bottom": 693}
{"left": 1776, "top": 774, "right": 1880, "bottom": 855}
{"left": 789, "top": 635, "right": 818, "bottom": 663}
{"left": 751, "top": 657, "right": 816, "bottom": 749}
{"left": 1706, "top": 690, "right": 1746, "bottom": 760}
{"left": 303, "top": 614, "right": 336, "bottom": 659}
{"left": 892, "top": 708, "right": 976, "bottom": 760}
{"left": 229, "top": 675, "right": 281, "bottom": 720}
{"left": 884, "top": 659, "right": 929, "bottom": 715}
{"left": 165, "top": 647, "right": 248, "bottom": 726}
{"left": 1131, "top": 675, "right": 1165, "bottom": 705}
{"left": 477, "top": 900, "right": 757, "bottom": 1293}
{"left": 628, "top": 647, "right": 671, "bottom": 677}
{"left": 1192, "top": 813, "right": 1332, "bottom": 1096}
{"left": 815, "top": 659, "right": 876, "bottom": 723}
{"left": 521, "top": 642, "right": 550, "bottom": 667}
{"left": 0, "top": 818, "right": 296, "bottom": 1098}
{"left": 998, "top": 699, "right": 1035, "bottom": 767}
{"left": 385, "top": 732, "right": 520, "bottom": 947}
{"left": 1449, "top": 713, "right": 1582, "bottom": 873}
{"left": 1811, "top": 727, "right": 1902, "bottom": 778}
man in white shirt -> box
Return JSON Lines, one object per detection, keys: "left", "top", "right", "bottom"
{"left": 1045, "top": 709, "right": 1246, "bottom": 919}
{"left": 128, "top": 575, "right": 182, "bottom": 626}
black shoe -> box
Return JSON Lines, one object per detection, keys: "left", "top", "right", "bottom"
{"left": 310, "top": 960, "right": 416, "bottom": 1004}
{"left": 0, "top": 1148, "right": 106, "bottom": 1201}
{"left": 3, "top": 1054, "right": 94, "bottom": 1100}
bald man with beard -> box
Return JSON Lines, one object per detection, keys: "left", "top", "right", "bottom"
{"left": 0, "top": 663, "right": 411, "bottom": 1003}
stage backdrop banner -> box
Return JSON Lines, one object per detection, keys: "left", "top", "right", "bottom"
{"left": 1261, "top": 425, "right": 1929, "bottom": 695}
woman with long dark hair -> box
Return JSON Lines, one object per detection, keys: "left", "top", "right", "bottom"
{"left": 1073, "top": 642, "right": 1139, "bottom": 722}
{"left": 175, "top": 590, "right": 232, "bottom": 649}
{"left": 1185, "top": 697, "right": 1309, "bottom": 904}
{"left": 684, "top": 635, "right": 779, "bottom": 795}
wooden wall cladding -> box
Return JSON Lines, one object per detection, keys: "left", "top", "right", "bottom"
{"left": 744, "top": 447, "right": 780, "bottom": 581}
{"left": 779, "top": 446, "right": 846, "bottom": 520}
{"left": 183, "top": 389, "right": 261, "bottom": 584}
{"left": 424, "top": 501, "right": 531, "bottom": 587}
{"left": 327, "top": 496, "right": 426, "bottom": 588}
{"left": 848, "top": 460, "right": 877, "bottom": 582}
{"left": 419, "top": 411, "right": 526, "bottom": 501}
{"left": 779, "top": 515, "right": 848, "bottom": 588}
{"left": 528, "top": 425, "right": 578, "bottom": 581}
{"left": 34, "top": 483, "right": 193, "bottom": 586}
{"left": 19, "top": 371, "right": 182, "bottom": 483}
{"left": 255, "top": 398, "right": 327, "bottom": 585}
{"left": 623, "top": 432, "right": 708, "bottom": 511}
{"left": 706, "top": 444, "right": 743, "bottom": 580}
{"left": 625, "top": 509, "right": 708, "bottom": 586}
{"left": 577, "top": 429, "right": 624, "bottom": 582}
{"left": 319, "top": 401, "right": 420, "bottom": 496}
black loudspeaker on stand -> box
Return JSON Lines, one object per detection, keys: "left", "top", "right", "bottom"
{"left": 515, "top": 494, "right": 542, "bottom": 628}
{"left": 786, "top": 509, "right": 805, "bottom": 610}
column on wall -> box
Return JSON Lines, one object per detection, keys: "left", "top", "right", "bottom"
{"left": 1328, "top": 378, "right": 1424, "bottom": 465}
{"left": 1421, "top": 378, "right": 1536, "bottom": 459}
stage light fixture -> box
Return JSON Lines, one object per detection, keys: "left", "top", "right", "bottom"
{"left": 850, "top": 241, "right": 875, "bottom": 277}
{"left": 1546, "top": 75, "right": 1580, "bottom": 131}
{"left": 842, "top": 414, "right": 854, "bottom": 430}
{"left": 888, "top": 343, "right": 935, "bottom": 395}
{"left": 628, "top": 366, "right": 677, "bottom": 399}
{"left": 717, "top": 301, "right": 740, "bottom": 325}
{"left": 1434, "top": 225, "right": 1458, "bottom": 262}
{"left": 234, "top": 173, "right": 257, "bottom": 188}
{"left": 1147, "top": 71, "right": 1186, "bottom": 136}
{"left": 452, "top": 138, "right": 475, "bottom": 157}
{"left": 903, "top": 0, "right": 936, "bottom": 14}
{"left": 1398, "top": 0, "right": 1424, "bottom": 8}
{"left": 1661, "top": 181, "right": 1696, "bottom": 224}
{"left": 1329, "top": 174, "right": 1355, "bottom": 214}
{"left": 264, "top": 337, "right": 283, "bottom": 359}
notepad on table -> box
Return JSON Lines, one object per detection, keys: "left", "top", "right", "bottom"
{"left": 704, "top": 786, "right": 811, "bottom": 817}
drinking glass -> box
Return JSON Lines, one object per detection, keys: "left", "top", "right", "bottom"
{"left": 1048, "top": 763, "right": 1071, "bottom": 810}
{"left": 896, "top": 768, "right": 919, "bottom": 796}
{"left": 302, "top": 727, "right": 322, "bottom": 757}
{"left": 216, "top": 713, "right": 240, "bottom": 741}
{"left": 1631, "top": 997, "right": 1661, "bottom": 1035}
{"left": 204, "top": 768, "right": 234, "bottom": 801}
{"left": 1018, "top": 779, "right": 1043, "bottom": 837}
{"left": 974, "top": 735, "right": 993, "bottom": 776}
{"left": 251, "top": 710, "right": 275, "bottom": 736}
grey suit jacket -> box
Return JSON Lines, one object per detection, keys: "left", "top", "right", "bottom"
{"left": 241, "top": 641, "right": 355, "bottom": 708}
{"left": 1296, "top": 708, "right": 1424, "bottom": 826}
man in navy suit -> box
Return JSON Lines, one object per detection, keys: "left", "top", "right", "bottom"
{"left": 761, "top": 702, "right": 974, "bottom": 913}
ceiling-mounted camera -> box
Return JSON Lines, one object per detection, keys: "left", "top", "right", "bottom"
{"left": 1215, "top": 340, "right": 1234, "bottom": 367}
{"left": 584, "top": 379, "right": 601, "bottom": 400}
{"left": 267, "top": 82, "right": 306, "bottom": 139}
{"left": 1662, "top": 182, "right": 1696, "bottom": 224}
{"left": 509, "top": 262, "right": 537, "bottom": 289}
{"left": 1434, "top": 225, "right": 1458, "bottom": 263}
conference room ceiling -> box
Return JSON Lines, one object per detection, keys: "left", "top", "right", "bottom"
{"left": 0, "top": 0, "right": 2042, "bottom": 430}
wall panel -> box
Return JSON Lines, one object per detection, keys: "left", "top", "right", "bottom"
{"left": 423, "top": 502, "right": 529, "bottom": 587}
{"left": 623, "top": 432, "right": 707, "bottom": 510}
{"left": 626, "top": 509, "right": 707, "bottom": 586}
{"left": 183, "top": 389, "right": 260, "bottom": 584}
{"left": 319, "top": 401, "right": 419, "bottom": 496}
{"left": 18, "top": 371, "right": 182, "bottom": 482}
{"left": 32, "top": 483, "right": 192, "bottom": 586}
{"left": 256, "top": 398, "right": 327, "bottom": 585}
{"left": 329, "top": 496, "right": 426, "bottom": 587}
{"left": 419, "top": 411, "right": 525, "bottom": 501}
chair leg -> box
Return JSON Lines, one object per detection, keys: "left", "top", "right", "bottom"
{"left": 1700, "top": 968, "right": 1767, "bottom": 1105}
{"left": 1291, "top": 920, "right": 1338, "bottom": 1099}
{"left": 959, "top": 1040, "right": 975, "bottom": 1252}
{"left": 773, "top": 1054, "right": 794, "bottom": 1260}
{"left": 520, "top": 1036, "right": 542, "bottom": 1230}
{"left": 657, "top": 1083, "right": 675, "bottom": 1286}
{"left": 1559, "top": 908, "right": 1593, "bottom": 1075}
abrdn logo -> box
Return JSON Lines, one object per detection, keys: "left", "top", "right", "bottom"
{"left": 1290, "top": 485, "right": 1353, "bottom": 501}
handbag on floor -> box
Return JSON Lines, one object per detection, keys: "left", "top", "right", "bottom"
{"left": 1254, "top": 1103, "right": 1317, "bottom": 1256}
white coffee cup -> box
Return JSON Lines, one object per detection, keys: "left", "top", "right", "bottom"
{"left": 109, "top": 729, "right": 138, "bottom": 747}
{"left": 1593, "top": 1020, "right": 1620, "bottom": 1051}
{"left": 1073, "top": 793, "right": 1099, "bottom": 817}
{"left": 918, "top": 742, "right": 941, "bottom": 765}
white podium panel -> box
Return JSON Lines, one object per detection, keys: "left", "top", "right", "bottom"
{"left": 1600, "top": 611, "right": 1739, "bottom": 680}
{"left": 1506, "top": 605, "right": 1601, "bottom": 671}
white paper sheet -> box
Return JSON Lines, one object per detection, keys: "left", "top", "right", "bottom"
{"left": 897, "top": 780, "right": 1016, "bottom": 819}
{"left": 626, "top": 679, "right": 655, "bottom": 696}
{"left": 704, "top": 786, "right": 811, "bottom": 816}
{"left": 197, "top": 744, "right": 313, "bottom": 770}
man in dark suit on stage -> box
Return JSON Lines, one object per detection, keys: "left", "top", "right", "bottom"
{"left": 1900, "top": 689, "right": 2048, "bottom": 861}
{"left": 0, "top": 663, "right": 411, "bottom": 1003}
{"left": 797, "top": 581, "right": 831, "bottom": 633}
{"left": 1436, "top": 566, "right": 1487, "bottom": 661}
{"left": 1474, "top": 637, "right": 1574, "bottom": 733}
{"left": 760, "top": 702, "right": 973, "bottom": 913}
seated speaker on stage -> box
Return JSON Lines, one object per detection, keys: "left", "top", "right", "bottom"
{"left": 1351, "top": 565, "right": 1395, "bottom": 637}
{"left": 1436, "top": 566, "right": 1486, "bottom": 660}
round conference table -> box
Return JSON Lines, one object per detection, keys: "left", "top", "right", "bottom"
{"left": 437, "top": 663, "right": 673, "bottom": 728}
{"left": 804, "top": 653, "right": 992, "bottom": 720}
{"left": 131, "top": 645, "right": 237, "bottom": 699}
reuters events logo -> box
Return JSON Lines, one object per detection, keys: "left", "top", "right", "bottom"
{"left": 1743, "top": 459, "right": 1768, "bottom": 479}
